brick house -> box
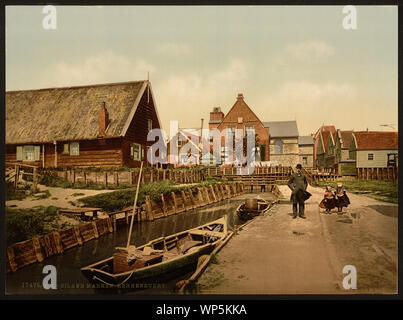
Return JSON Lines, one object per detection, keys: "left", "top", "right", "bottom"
{"left": 209, "top": 93, "right": 270, "bottom": 163}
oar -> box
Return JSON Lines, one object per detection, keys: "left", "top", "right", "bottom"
{"left": 126, "top": 161, "right": 144, "bottom": 249}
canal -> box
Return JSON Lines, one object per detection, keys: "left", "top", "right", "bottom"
{"left": 5, "top": 192, "right": 276, "bottom": 295}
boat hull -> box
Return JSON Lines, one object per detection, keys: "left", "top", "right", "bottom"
{"left": 81, "top": 243, "right": 215, "bottom": 289}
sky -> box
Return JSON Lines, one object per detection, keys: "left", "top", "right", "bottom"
{"left": 6, "top": 6, "right": 398, "bottom": 135}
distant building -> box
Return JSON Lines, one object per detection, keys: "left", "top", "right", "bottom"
{"left": 298, "top": 136, "right": 314, "bottom": 167}
{"left": 209, "top": 93, "right": 270, "bottom": 163}
{"left": 167, "top": 129, "right": 202, "bottom": 166}
{"left": 6, "top": 81, "right": 162, "bottom": 168}
{"left": 208, "top": 93, "right": 309, "bottom": 167}
{"left": 264, "top": 121, "right": 300, "bottom": 167}
{"left": 334, "top": 130, "right": 356, "bottom": 175}
{"left": 349, "top": 131, "right": 398, "bottom": 168}
{"left": 314, "top": 125, "right": 337, "bottom": 169}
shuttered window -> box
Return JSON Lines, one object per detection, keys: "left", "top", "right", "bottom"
{"left": 131, "top": 143, "right": 142, "bottom": 161}
{"left": 17, "top": 145, "right": 40, "bottom": 162}
{"left": 368, "top": 153, "right": 374, "bottom": 161}
{"left": 70, "top": 142, "right": 79, "bottom": 156}
{"left": 63, "top": 143, "right": 69, "bottom": 154}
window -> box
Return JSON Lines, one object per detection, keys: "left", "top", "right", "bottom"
{"left": 237, "top": 117, "right": 243, "bottom": 124}
{"left": 274, "top": 139, "right": 283, "bottom": 155}
{"left": 368, "top": 153, "right": 374, "bottom": 161}
{"left": 16, "top": 145, "right": 40, "bottom": 162}
{"left": 63, "top": 143, "right": 69, "bottom": 154}
{"left": 130, "top": 143, "right": 143, "bottom": 161}
{"left": 70, "top": 142, "right": 80, "bottom": 156}
{"left": 23, "top": 146, "right": 35, "bottom": 161}
{"left": 302, "top": 157, "right": 308, "bottom": 165}
{"left": 148, "top": 119, "right": 152, "bottom": 132}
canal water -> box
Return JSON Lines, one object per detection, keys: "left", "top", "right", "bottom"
{"left": 5, "top": 192, "right": 276, "bottom": 295}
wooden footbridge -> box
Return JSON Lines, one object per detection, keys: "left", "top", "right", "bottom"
{"left": 206, "top": 165, "right": 342, "bottom": 189}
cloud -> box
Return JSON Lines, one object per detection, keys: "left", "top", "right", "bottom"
{"left": 38, "top": 52, "right": 155, "bottom": 87}
{"left": 260, "top": 81, "right": 356, "bottom": 134}
{"left": 276, "top": 40, "right": 335, "bottom": 64}
{"left": 157, "top": 43, "right": 191, "bottom": 56}
{"left": 156, "top": 58, "right": 249, "bottom": 130}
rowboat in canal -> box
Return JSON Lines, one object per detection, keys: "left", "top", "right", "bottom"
{"left": 236, "top": 198, "right": 271, "bottom": 221}
{"left": 80, "top": 216, "right": 228, "bottom": 287}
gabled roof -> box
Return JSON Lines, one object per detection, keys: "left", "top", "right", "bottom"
{"left": 352, "top": 131, "right": 398, "bottom": 150}
{"left": 338, "top": 130, "right": 353, "bottom": 149}
{"left": 264, "top": 121, "right": 299, "bottom": 138}
{"left": 6, "top": 81, "right": 149, "bottom": 144}
{"left": 218, "top": 94, "right": 266, "bottom": 129}
{"left": 319, "top": 125, "right": 337, "bottom": 152}
{"left": 298, "top": 136, "right": 314, "bottom": 145}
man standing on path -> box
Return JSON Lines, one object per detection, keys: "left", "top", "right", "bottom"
{"left": 287, "top": 164, "right": 309, "bottom": 219}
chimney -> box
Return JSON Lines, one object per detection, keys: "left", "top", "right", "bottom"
{"left": 209, "top": 107, "right": 224, "bottom": 130}
{"left": 237, "top": 93, "right": 244, "bottom": 100}
{"left": 98, "top": 102, "right": 110, "bottom": 137}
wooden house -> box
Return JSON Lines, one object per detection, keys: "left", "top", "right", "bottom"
{"left": 349, "top": 131, "right": 398, "bottom": 168}
{"left": 334, "top": 130, "right": 356, "bottom": 175}
{"left": 314, "top": 125, "right": 336, "bottom": 169}
{"left": 6, "top": 81, "right": 162, "bottom": 168}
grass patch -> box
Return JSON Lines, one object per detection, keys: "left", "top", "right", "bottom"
{"left": 71, "top": 193, "right": 85, "bottom": 197}
{"left": 6, "top": 182, "right": 34, "bottom": 201}
{"left": 38, "top": 172, "right": 133, "bottom": 190}
{"left": 6, "top": 206, "right": 60, "bottom": 245}
{"left": 32, "top": 189, "right": 51, "bottom": 200}
{"left": 210, "top": 253, "right": 220, "bottom": 265}
{"left": 312, "top": 180, "right": 398, "bottom": 203}
{"left": 77, "top": 179, "right": 230, "bottom": 212}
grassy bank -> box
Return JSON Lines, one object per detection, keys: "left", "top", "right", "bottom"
{"left": 6, "top": 206, "right": 75, "bottom": 246}
{"left": 78, "top": 178, "right": 224, "bottom": 212}
{"left": 312, "top": 180, "right": 398, "bottom": 203}
{"left": 38, "top": 171, "right": 134, "bottom": 190}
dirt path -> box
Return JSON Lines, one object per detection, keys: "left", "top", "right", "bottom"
{"left": 196, "top": 185, "right": 397, "bottom": 294}
{"left": 6, "top": 184, "right": 113, "bottom": 210}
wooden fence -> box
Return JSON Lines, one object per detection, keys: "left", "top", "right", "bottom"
{"left": 206, "top": 166, "right": 293, "bottom": 183}
{"left": 356, "top": 167, "right": 398, "bottom": 181}
{"left": 50, "top": 168, "right": 206, "bottom": 187}
{"left": 6, "top": 182, "right": 244, "bottom": 273}
{"left": 5, "top": 162, "right": 39, "bottom": 190}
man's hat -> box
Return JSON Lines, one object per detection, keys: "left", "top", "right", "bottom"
{"left": 296, "top": 164, "right": 302, "bottom": 169}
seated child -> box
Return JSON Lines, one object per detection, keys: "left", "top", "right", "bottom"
{"left": 335, "top": 182, "right": 350, "bottom": 214}
{"left": 319, "top": 186, "right": 337, "bottom": 213}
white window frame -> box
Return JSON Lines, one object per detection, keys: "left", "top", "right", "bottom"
{"left": 148, "top": 119, "right": 153, "bottom": 132}
{"left": 131, "top": 143, "right": 142, "bottom": 161}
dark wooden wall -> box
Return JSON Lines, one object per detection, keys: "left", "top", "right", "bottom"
{"left": 6, "top": 138, "right": 124, "bottom": 168}
{"left": 123, "top": 88, "right": 161, "bottom": 167}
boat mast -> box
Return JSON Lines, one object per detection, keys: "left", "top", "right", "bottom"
{"left": 126, "top": 161, "right": 144, "bottom": 249}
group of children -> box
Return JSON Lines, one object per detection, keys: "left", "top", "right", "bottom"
{"left": 319, "top": 182, "right": 350, "bottom": 214}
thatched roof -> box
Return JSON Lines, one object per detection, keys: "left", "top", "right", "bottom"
{"left": 6, "top": 81, "right": 148, "bottom": 144}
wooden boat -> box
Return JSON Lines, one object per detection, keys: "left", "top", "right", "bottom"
{"left": 80, "top": 216, "right": 228, "bottom": 288}
{"left": 236, "top": 198, "right": 271, "bottom": 221}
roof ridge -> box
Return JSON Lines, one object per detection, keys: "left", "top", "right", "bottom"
{"left": 6, "top": 80, "right": 147, "bottom": 93}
